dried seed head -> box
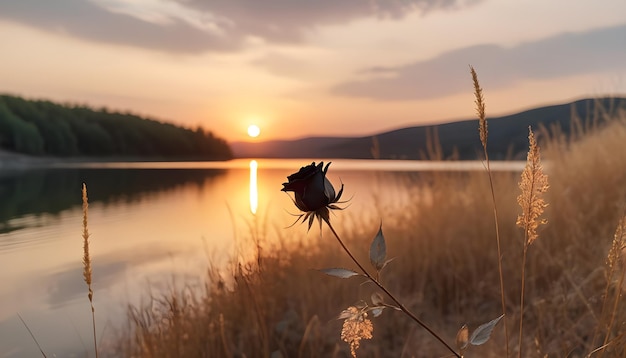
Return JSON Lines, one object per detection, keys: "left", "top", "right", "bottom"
{"left": 516, "top": 127, "right": 549, "bottom": 245}
{"left": 340, "top": 306, "right": 373, "bottom": 358}
{"left": 82, "top": 184, "right": 93, "bottom": 290}
{"left": 607, "top": 216, "right": 626, "bottom": 271}
{"left": 470, "top": 66, "right": 488, "bottom": 149}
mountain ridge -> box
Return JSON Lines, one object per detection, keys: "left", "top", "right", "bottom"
{"left": 232, "top": 97, "right": 626, "bottom": 160}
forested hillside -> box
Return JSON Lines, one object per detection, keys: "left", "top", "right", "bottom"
{"left": 0, "top": 95, "right": 232, "bottom": 160}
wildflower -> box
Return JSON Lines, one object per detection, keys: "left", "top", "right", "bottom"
{"left": 339, "top": 306, "right": 373, "bottom": 358}
{"left": 282, "top": 161, "right": 344, "bottom": 229}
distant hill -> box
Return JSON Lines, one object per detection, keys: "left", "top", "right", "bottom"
{"left": 233, "top": 97, "right": 626, "bottom": 160}
{"left": 0, "top": 94, "right": 232, "bottom": 160}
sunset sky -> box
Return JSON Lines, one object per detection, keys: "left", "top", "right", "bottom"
{"left": 1, "top": 0, "right": 625, "bottom": 142}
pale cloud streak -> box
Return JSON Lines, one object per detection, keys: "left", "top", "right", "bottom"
{"left": 332, "top": 24, "right": 626, "bottom": 100}
{"left": 0, "top": 0, "right": 237, "bottom": 53}
{"left": 0, "top": 0, "right": 478, "bottom": 53}
{"left": 175, "top": 0, "right": 479, "bottom": 43}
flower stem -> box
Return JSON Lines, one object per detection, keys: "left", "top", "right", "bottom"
{"left": 324, "top": 219, "right": 460, "bottom": 358}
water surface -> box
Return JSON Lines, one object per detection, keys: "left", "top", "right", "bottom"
{"left": 0, "top": 159, "right": 523, "bottom": 357}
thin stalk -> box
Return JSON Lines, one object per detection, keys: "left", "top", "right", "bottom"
{"left": 515, "top": 127, "right": 548, "bottom": 358}
{"left": 517, "top": 176, "right": 534, "bottom": 358}
{"left": 219, "top": 313, "right": 234, "bottom": 358}
{"left": 17, "top": 314, "right": 47, "bottom": 358}
{"left": 82, "top": 184, "right": 99, "bottom": 358}
{"left": 472, "top": 65, "right": 509, "bottom": 355}
{"left": 90, "top": 303, "right": 98, "bottom": 358}
{"left": 589, "top": 257, "right": 616, "bottom": 355}
{"left": 483, "top": 146, "right": 510, "bottom": 356}
{"left": 324, "top": 219, "right": 461, "bottom": 358}
{"left": 596, "top": 213, "right": 626, "bottom": 358}
{"left": 600, "top": 261, "right": 626, "bottom": 356}
{"left": 518, "top": 244, "right": 529, "bottom": 358}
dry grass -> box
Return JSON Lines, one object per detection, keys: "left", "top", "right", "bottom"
{"left": 82, "top": 183, "right": 99, "bottom": 358}
{"left": 98, "top": 106, "right": 626, "bottom": 357}
{"left": 472, "top": 65, "right": 509, "bottom": 356}
{"left": 516, "top": 126, "right": 549, "bottom": 358}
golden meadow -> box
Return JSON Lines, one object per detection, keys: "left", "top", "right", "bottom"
{"left": 47, "top": 71, "right": 626, "bottom": 357}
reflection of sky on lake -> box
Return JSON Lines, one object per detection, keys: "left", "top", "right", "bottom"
{"left": 0, "top": 159, "right": 524, "bottom": 356}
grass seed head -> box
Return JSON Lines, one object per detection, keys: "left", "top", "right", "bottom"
{"left": 516, "top": 127, "right": 549, "bottom": 245}
{"left": 340, "top": 306, "right": 373, "bottom": 358}
{"left": 470, "top": 66, "right": 488, "bottom": 149}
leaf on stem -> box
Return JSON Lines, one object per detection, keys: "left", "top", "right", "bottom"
{"left": 319, "top": 268, "right": 360, "bottom": 279}
{"left": 370, "top": 307, "right": 385, "bottom": 318}
{"left": 369, "top": 226, "right": 387, "bottom": 271}
{"left": 469, "top": 314, "right": 504, "bottom": 346}
{"left": 371, "top": 292, "right": 384, "bottom": 306}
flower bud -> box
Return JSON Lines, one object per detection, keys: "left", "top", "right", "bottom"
{"left": 282, "top": 161, "right": 344, "bottom": 229}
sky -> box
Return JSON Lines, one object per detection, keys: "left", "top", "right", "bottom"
{"left": 0, "top": 0, "right": 625, "bottom": 142}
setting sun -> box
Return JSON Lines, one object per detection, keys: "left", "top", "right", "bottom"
{"left": 247, "top": 124, "right": 261, "bottom": 138}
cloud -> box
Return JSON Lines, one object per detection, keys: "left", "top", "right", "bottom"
{"left": 0, "top": 0, "right": 238, "bottom": 53}
{"left": 177, "top": 0, "right": 478, "bottom": 43}
{"left": 332, "top": 24, "right": 626, "bottom": 100}
{"left": 0, "top": 0, "right": 477, "bottom": 53}
{"left": 251, "top": 52, "right": 316, "bottom": 79}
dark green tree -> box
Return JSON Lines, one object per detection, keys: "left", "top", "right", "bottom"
{"left": 0, "top": 101, "right": 44, "bottom": 154}
{"left": 0, "top": 94, "right": 232, "bottom": 160}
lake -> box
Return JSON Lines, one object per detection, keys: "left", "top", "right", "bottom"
{"left": 0, "top": 159, "right": 524, "bottom": 357}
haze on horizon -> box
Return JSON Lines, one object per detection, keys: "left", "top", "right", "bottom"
{"left": 0, "top": 0, "right": 625, "bottom": 142}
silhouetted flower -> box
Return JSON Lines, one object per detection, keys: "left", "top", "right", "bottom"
{"left": 282, "top": 161, "right": 344, "bottom": 230}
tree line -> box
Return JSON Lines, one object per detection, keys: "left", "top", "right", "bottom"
{"left": 0, "top": 94, "right": 232, "bottom": 160}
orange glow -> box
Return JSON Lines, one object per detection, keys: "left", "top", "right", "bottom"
{"left": 1, "top": 3, "right": 623, "bottom": 144}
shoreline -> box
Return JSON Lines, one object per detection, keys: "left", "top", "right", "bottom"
{"left": 0, "top": 149, "right": 49, "bottom": 169}
{"left": 0, "top": 149, "right": 235, "bottom": 169}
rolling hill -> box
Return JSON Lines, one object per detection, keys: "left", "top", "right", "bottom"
{"left": 232, "top": 97, "right": 626, "bottom": 160}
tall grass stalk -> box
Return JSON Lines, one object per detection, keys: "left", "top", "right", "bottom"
{"left": 17, "top": 314, "right": 47, "bottom": 358}
{"left": 322, "top": 218, "right": 461, "bottom": 358}
{"left": 470, "top": 66, "right": 509, "bottom": 356}
{"left": 515, "top": 128, "right": 549, "bottom": 358}
{"left": 82, "top": 183, "right": 99, "bottom": 358}
{"left": 597, "top": 215, "right": 626, "bottom": 357}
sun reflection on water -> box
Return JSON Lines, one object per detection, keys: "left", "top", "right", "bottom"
{"left": 249, "top": 160, "right": 258, "bottom": 214}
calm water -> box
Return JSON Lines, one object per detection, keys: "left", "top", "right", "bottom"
{"left": 0, "top": 159, "right": 523, "bottom": 357}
